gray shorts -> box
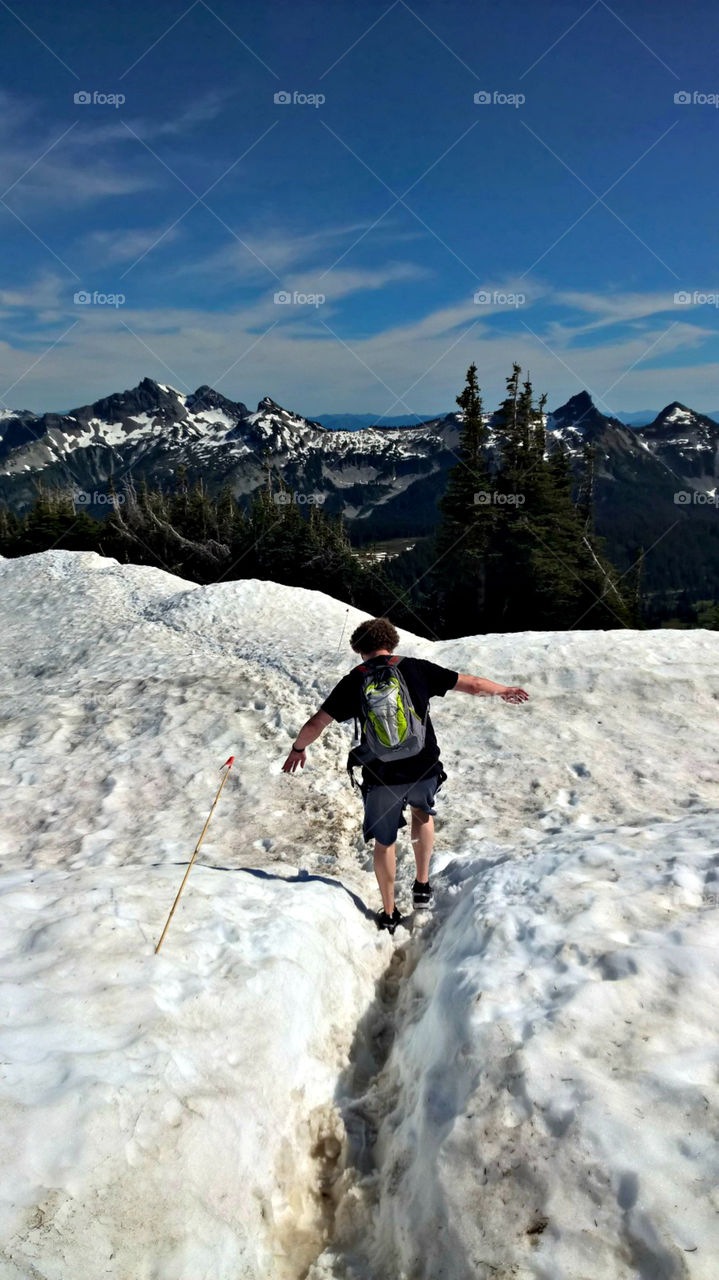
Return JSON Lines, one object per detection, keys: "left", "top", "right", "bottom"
{"left": 362, "top": 774, "right": 441, "bottom": 847}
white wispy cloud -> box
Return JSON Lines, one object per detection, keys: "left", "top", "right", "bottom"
{"left": 1, "top": 256, "right": 718, "bottom": 415}
{"left": 80, "top": 225, "right": 183, "bottom": 265}
{"left": 168, "top": 218, "right": 419, "bottom": 285}
{"left": 0, "top": 273, "right": 66, "bottom": 312}
{"left": 87, "top": 89, "right": 237, "bottom": 143}
{"left": 0, "top": 87, "right": 236, "bottom": 213}
{"left": 551, "top": 288, "right": 689, "bottom": 337}
{"left": 3, "top": 290, "right": 717, "bottom": 417}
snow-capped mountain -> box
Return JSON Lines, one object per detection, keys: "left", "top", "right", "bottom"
{"left": 539, "top": 392, "right": 719, "bottom": 602}
{"left": 547, "top": 389, "right": 629, "bottom": 445}
{"left": 640, "top": 402, "right": 719, "bottom": 492}
{"left": 545, "top": 391, "right": 719, "bottom": 478}
{"left": 0, "top": 378, "right": 461, "bottom": 535}
{"left": 544, "top": 390, "right": 680, "bottom": 481}
{"left": 543, "top": 390, "right": 719, "bottom": 499}
{"left": 1, "top": 379, "right": 719, "bottom": 591}
{"left": 3, "top": 378, "right": 718, "bottom": 519}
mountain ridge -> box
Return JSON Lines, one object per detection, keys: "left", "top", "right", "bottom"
{"left": 2, "top": 377, "right": 719, "bottom": 605}
{"left": 2, "top": 376, "right": 718, "bottom": 512}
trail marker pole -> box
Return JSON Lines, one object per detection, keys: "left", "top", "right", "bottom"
{"left": 155, "top": 755, "right": 235, "bottom": 954}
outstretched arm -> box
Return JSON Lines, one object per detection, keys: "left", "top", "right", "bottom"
{"left": 452, "top": 674, "right": 529, "bottom": 703}
{"left": 281, "top": 709, "right": 334, "bottom": 773}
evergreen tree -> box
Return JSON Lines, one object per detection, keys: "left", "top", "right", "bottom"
{"left": 696, "top": 600, "right": 719, "bottom": 629}
{"left": 626, "top": 547, "right": 645, "bottom": 628}
{"left": 488, "top": 366, "right": 547, "bottom": 628}
{"left": 443, "top": 364, "right": 633, "bottom": 631}
{"left": 432, "top": 363, "right": 494, "bottom": 636}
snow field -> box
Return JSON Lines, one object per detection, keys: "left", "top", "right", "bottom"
{"left": 1, "top": 550, "right": 719, "bottom": 1278}
{"left": 0, "top": 861, "right": 388, "bottom": 1279}
{"left": 328, "top": 814, "right": 719, "bottom": 1279}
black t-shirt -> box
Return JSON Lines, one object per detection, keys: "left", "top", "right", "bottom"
{"left": 321, "top": 655, "right": 459, "bottom": 786}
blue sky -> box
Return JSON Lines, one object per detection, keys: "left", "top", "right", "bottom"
{"left": 0, "top": 0, "right": 717, "bottom": 416}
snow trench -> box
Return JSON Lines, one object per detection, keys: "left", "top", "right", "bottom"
{"left": 305, "top": 919, "right": 425, "bottom": 1280}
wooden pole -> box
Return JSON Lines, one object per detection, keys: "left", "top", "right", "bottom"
{"left": 155, "top": 755, "right": 235, "bottom": 954}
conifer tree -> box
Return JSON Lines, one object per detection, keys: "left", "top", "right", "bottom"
{"left": 432, "top": 363, "right": 494, "bottom": 636}
{"left": 469, "top": 364, "right": 632, "bottom": 630}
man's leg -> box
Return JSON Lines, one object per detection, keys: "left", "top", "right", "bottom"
{"left": 373, "top": 840, "right": 397, "bottom": 914}
{"left": 410, "top": 807, "right": 434, "bottom": 882}
{"left": 363, "top": 783, "right": 404, "bottom": 914}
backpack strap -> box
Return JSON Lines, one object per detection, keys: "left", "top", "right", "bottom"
{"left": 346, "top": 742, "right": 363, "bottom": 790}
{"left": 355, "top": 655, "right": 401, "bottom": 671}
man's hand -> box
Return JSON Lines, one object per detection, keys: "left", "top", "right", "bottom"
{"left": 499, "top": 686, "right": 529, "bottom": 703}
{"left": 281, "top": 710, "right": 333, "bottom": 775}
{"left": 453, "top": 674, "right": 529, "bottom": 701}
{"left": 282, "top": 748, "right": 307, "bottom": 773}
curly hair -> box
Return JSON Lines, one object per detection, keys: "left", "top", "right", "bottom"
{"left": 350, "top": 617, "right": 400, "bottom": 655}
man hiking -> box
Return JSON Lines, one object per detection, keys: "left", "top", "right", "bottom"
{"left": 282, "top": 617, "right": 528, "bottom": 933}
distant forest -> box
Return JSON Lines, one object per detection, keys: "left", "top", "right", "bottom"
{"left": 2, "top": 363, "right": 717, "bottom": 635}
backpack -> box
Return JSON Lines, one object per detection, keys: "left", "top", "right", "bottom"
{"left": 349, "top": 657, "right": 427, "bottom": 773}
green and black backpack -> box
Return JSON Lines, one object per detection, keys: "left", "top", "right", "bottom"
{"left": 348, "top": 656, "right": 427, "bottom": 780}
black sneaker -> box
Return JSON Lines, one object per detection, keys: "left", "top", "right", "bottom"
{"left": 412, "top": 879, "right": 433, "bottom": 909}
{"left": 377, "top": 906, "right": 402, "bottom": 934}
